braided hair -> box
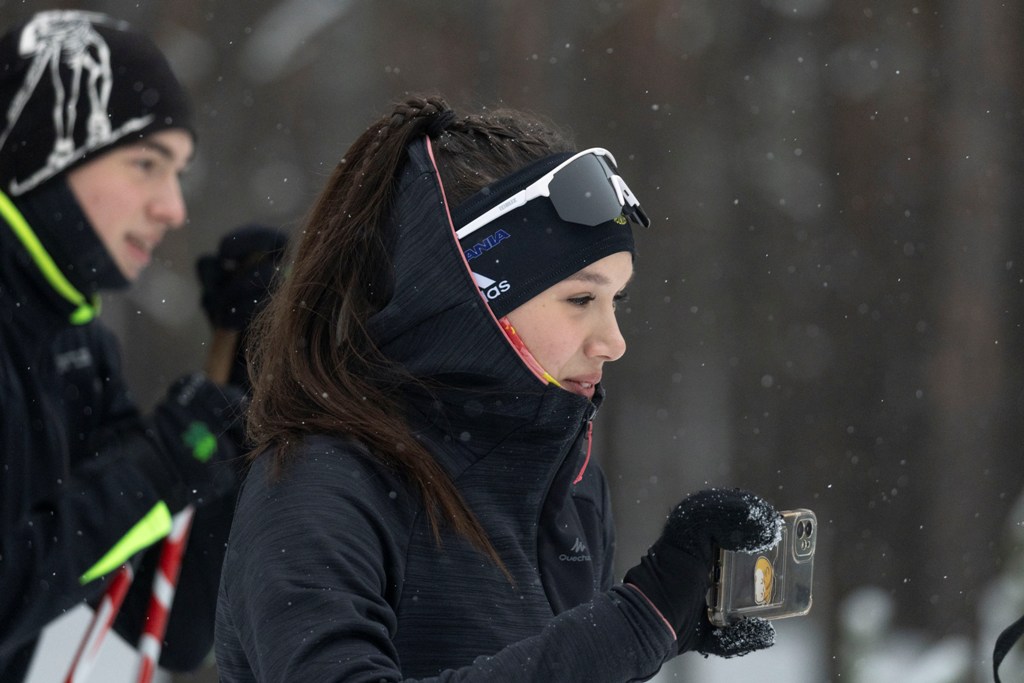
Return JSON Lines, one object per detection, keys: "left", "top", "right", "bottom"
{"left": 246, "top": 95, "right": 573, "bottom": 575}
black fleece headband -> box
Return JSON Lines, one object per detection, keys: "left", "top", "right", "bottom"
{"left": 450, "top": 153, "right": 637, "bottom": 318}
{"left": 0, "top": 10, "right": 194, "bottom": 197}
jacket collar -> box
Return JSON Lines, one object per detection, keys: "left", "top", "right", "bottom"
{"left": 0, "top": 188, "right": 98, "bottom": 326}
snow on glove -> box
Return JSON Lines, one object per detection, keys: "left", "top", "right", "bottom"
{"left": 623, "top": 488, "right": 783, "bottom": 658}
{"left": 196, "top": 224, "right": 288, "bottom": 331}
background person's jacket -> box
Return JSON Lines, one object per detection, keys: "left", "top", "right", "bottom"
{"left": 214, "top": 138, "right": 677, "bottom": 682}
{"left": 0, "top": 190, "right": 241, "bottom": 681}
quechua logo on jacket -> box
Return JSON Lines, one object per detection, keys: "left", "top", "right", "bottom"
{"left": 559, "top": 537, "right": 591, "bottom": 563}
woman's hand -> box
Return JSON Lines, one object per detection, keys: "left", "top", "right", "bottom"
{"left": 623, "top": 488, "right": 782, "bottom": 658}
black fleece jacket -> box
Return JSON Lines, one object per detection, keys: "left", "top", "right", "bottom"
{"left": 214, "top": 138, "right": 676, "bottom": 681}
{"left": 0, "top": 188, "right": 240, "bottom": 680}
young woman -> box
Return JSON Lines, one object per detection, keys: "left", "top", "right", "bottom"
{"left": 215, "top": 95, "right": 782, "bottom": 682}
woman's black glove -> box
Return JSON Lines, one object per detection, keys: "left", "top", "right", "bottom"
{"left": 623, "top": 488, "right": 783, "bottom": 658}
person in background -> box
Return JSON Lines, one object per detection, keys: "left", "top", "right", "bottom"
{"left": 0, "top": 10, "right": 285, "bottom": 680}
{"left": 215, "top": 94, "right": 782, "bottom": 681}
{"left": 197, "top": 223, "right": 291, "bottom": 392}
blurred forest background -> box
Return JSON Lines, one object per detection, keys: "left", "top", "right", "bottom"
{"left": 5, "top": 0, "right": 1024, "bottom": 681}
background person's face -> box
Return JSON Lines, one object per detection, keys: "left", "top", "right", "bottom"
{"left": 505, "top": 251, "right": 633, "bottom": 400}
{"left": 67, "top": 129, "right": 193, "bottom": 282}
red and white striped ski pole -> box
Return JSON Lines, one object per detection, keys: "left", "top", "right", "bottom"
{"left": 63, "top": 563, "right": 135, "bottom": 683}
{"left": 135, "top": 505, "right": 195, "bottom": 683}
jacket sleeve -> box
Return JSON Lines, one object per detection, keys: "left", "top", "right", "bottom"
{"left": 216, "top": 450, "right": 676, "bottom": 683}
{"left": 0, "top": 327, "right": 241, "bottom": 665}
{"left": 0, "top": 427, "right": 177, "bottom": 662}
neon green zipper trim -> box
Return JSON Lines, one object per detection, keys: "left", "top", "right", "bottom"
{"left": 80, "top": 501, "right": 173, "bottom": 584}
{"left": 0, "top": 188, "right": 98, "bottom": 324}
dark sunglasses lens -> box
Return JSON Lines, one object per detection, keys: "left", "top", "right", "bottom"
{"left": 548, "top": 155, "right": 625, "bottom": 226}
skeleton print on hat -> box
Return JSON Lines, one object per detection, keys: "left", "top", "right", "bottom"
{"left": 0, "top": 10, "right": 193, "bottom": 197}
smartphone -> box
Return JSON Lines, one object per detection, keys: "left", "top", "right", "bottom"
{"left": 707, "top": 508, "right": 816, "bottom": 627}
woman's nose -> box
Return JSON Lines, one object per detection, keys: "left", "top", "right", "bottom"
{"left": 589, "top": 313, "right": 627, "bottom": 362}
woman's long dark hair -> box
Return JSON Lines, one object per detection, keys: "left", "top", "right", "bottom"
{"left": 245, "top": 95, "right": 572, "bottom": 572}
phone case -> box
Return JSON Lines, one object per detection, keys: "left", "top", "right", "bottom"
{"left": 707, "top": 508, "right": 816, "bottom": 627}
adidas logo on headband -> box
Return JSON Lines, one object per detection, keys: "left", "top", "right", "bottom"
{"left": 471, "top": 271, "right": 511, "bottom": 302}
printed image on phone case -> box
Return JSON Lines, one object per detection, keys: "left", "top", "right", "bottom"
{"left": 727, "top": 543, "right": 784, "bottom": 610}
{"left": 754, "top": 555, "right": 775, "bottom": 606}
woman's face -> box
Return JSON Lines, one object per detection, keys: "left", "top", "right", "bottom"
{"left": 505, "top": 251, "right": 633, "bottom": 400}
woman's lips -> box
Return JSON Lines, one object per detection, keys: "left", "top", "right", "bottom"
{"left": 563, "top": 378, "right": 599, "bottom": 399}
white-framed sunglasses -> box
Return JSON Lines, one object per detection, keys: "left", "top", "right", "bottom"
{"left": 455, "top": 147, "right": 650, "bottom": 240}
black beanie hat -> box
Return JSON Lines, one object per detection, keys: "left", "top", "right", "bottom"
{"left": 450, "top": 153, "right": 638, "bottom": 318}
{"left": 0, "top": 10, "right": 194, "bottom": 197}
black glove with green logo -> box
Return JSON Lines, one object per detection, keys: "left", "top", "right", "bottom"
{"left": 623, "top": 488, "right": 782, "bottom": 658}
{"left": 139, "top": 373, "right": 245, "bottom": 510}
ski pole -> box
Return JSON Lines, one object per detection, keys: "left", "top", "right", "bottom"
{"left": 135, "top": 505, "right": 195, "bottom": 683}
{"left": 63, "top": 563, "right": 135, "bottom": 683}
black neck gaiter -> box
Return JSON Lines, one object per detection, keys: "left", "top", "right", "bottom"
{"left": 13, "top": 177, "right": 129, "bottom": 296}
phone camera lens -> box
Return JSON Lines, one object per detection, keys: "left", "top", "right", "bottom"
{"left": 792, "top": 515, "right": 816, "bottom": 560}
